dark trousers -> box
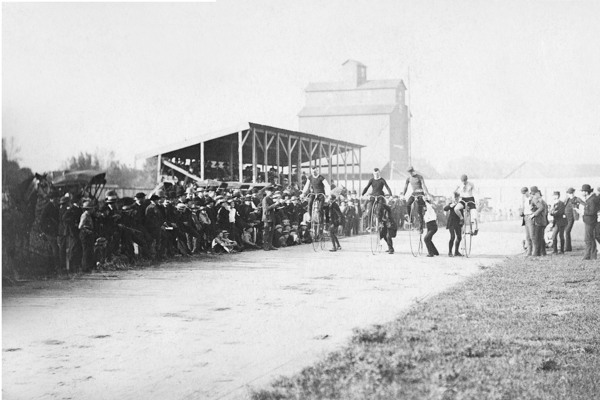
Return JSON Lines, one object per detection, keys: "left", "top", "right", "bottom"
{"left": 263, "top": 222, "right": 274, "bottom": 250}
{"left": 68, "top": 234, "right": 82, "bottom": 272}
{"left": 45, "top": 234, "right": 60, "bottom": 273}
{"left": 79, "top": 230, "right": 95, "bottom": 272}
{"left": 532, "top": 224, "right": 547, "bottom": 256}
{"left": 448, "top": 225, "right": 461, "bottom": 255}
{"left": 424, "top": 221, "right": 439, "bottom": 256}
{"left": 330, "top": 223, "right": 341, "bottom": 249}
{"left": 379, "top": 227, "right": 394, "bottom": 252}
{"left": 565, "top": 217, "right": 575, "bottom": 251}
{"left": 583, "top": 221, "right": 597, "bottom": 260}
{"left": 58, "top": 235, "right": 68, "bottom": 272}
{"left": 551, "top": 224, "right": 565, "bottom": 253}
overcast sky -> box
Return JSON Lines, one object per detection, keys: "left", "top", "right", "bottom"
{"left": 3, "top": 0, "right": 600, "bottom": 173}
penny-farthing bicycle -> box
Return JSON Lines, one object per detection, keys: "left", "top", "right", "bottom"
{"left": 308, "top": 193, "right": 327, "bottom": 252}
{"left": 368, "top": 195, "right": 387, "bottom": 255}
{"left": 461, "top": 200, "right": 477, "bottom": 257}
{"left": 408, "top": 194, "right": 425, "bottom": 257}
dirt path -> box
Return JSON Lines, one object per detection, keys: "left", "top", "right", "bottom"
{"left": 3, "top": 222, "right": 528, "bottom": 400}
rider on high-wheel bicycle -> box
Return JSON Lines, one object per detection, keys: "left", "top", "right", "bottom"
{"left": 361, "top": 167, "right": 393, "bottom": 226}
{"left": 402, "top": 166, "right": 431, "bottom": 233}
{"left": 301, "top": 166, "right": 331, "bottom": 224}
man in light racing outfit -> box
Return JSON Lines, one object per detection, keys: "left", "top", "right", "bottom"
{"left": 402, "top": 166, "right": 430, "bottom": 231}
{"left": 453, "top": 174, "right": 478, "bottom": 235}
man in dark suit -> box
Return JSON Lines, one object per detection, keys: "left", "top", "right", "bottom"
{"left": 564, "top": 187, "right": 582, "bottom": 252}
{"left": 40, "top": 190, "right": 61, "bottom": 274}
{"left": 550, "top": 191, "right": 567, "bottom": 254}
{"left": 145, "top": 193, "right": 166, "bottom": 260}
{"left": 580, "top": 184, "right": 600, "bottom": 260}
{"left": 262, "top": 187, "right": 279, "bottom": 251}
{"left": 528, "top": 187, "right": 548, "bottom": 257}
{"left": 328, "top": 195, "right": 344, "bottom": 252}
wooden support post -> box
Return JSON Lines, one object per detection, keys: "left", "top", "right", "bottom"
{"left": 297, "top": 137, "right": 302, "bottom": 185}
{"left": 157, "top": 154, "right": 162, "bottom": 183}
{"left": 336, "top": 144, "right": 340, "bottom": 185}
{"left": 252, "top": 128, "right": 257, "bottom": 183}
{"left": 358, "top": 147, "right": 362, "bottom": 194}
{"left": 276, "top": 132, "right": 280, "bottom": 182}
{"left": 328, "top": 142, "right": 332, "bottom": 184}
{"left": 351, "top": 148, "right": 355, "bottom": 191}
{"left": 238, "top": 131, "right": 243, "bottom": 183}
{"left": 344, "top": 146, "right": 348, "bottom": 189}
{"left": 288, "top": 135, "right": 292, "bottom": 184}
{"left": 264, "top": 130, "right": 268, "bottom": 183}
{"left": 200, "top": 142, "right": 205, "bottom": 181}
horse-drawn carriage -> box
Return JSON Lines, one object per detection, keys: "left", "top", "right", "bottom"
{"left": 3, "top": 170, "right": 107, "bottom": 279}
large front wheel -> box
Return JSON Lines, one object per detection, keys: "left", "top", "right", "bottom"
{"left": 462, "top": 211, "right": 473, "bottom": 257}
{"left": 370, "top": 203, "right": 383, "bottom": 255}
{"left": 311, "top": 201, "right": 323, "bottom": 252}
{"left": 408, "top": 206, "right": 423, "bottom": 257}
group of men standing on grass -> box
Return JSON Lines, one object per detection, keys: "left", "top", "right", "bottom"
{"left": 520, "top": 184, "right": 600, "bottom": 260}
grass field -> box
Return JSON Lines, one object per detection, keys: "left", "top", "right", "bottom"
{"left": 251, "top": 246, "right": 600, "bottom": 400}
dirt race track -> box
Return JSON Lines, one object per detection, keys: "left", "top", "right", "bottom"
{"left": 3, "top": 221, "right": 539, "bottom": 399}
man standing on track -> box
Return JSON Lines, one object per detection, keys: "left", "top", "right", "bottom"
{"left": 361, "top": 168, "right": 393, "bottom": 223}
{"left": 580, "top": 184, "right": 599, "bottom": 260}
{"left": 262, "top": 186, "right": 279, "bottom": 251}
{"left": 402, "top": 166, "right": 430, "bottom": 229}
{"left": 301, "top": 166, "right": 331, "bottom": 222}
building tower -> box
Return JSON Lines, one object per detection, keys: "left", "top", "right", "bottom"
{"left": 298, "top": 60, "right": 409, "bottom": 179}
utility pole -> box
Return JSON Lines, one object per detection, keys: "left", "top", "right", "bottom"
{"left": 407, "top": 66, "right": 412, "bottom": 167}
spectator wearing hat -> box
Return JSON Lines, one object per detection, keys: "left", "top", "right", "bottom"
{"left": 519, "top": 187, "right": 534, "bottom": 255}
{"left": 99, "top": 190, "right": 121, "bottom": 258}
{"left": 444, "top": 192, "right": 463, "bottom": 257}
{"left": 64, "top": 193, "right": 83, "bottom": 272}
{"left": 580, "top": 184, "right": 600, "bottom": 260}
{"left": 57, "top": 195, "right": 71, "bottom": 273}
{"left": 549, "top": 191, "right": 567, "bottom": 254}
{"left": 145, "top": 194, "right": 166, "bottom": 260}
{"left": 298, "top": 222, "right": 311, "bottom": 243}
{"left": 327, "top": 195, "right": 343, "bottom": 251}
{"left": 528, "top": 187, "right": 548, "bottom": 257}
{"left": 273, "top": 224, "right": 285, "bottom": 248}
{"left": 423, "top": 197, "right": 439, "bottom": 257}
{"left": 262, "top": 187, "right": 279, "bottom": 251}
{"left": 79, "top": 200, "right": 96, "bottom": 272}
{"left": 564, "top": 187, "right": 583, "bottom": 252}
{"left": 40, "top": 190, "right": 61, "bottom": 274}
{"left": 343, "top": 199, "right": 356, "bottom": 237}
{"left": 212, "top": 230, "right": 240, "bottom": 254}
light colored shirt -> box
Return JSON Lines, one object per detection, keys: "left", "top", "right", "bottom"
{"left": 424, "top": 204, "right": 437, "bottom": 223}
{"left": 456, "top": 182, "right": 474, "bottom": 198}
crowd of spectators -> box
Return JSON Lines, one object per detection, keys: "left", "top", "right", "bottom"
{"left": 38, "top": 180, "right": 450, "bottom": 275}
